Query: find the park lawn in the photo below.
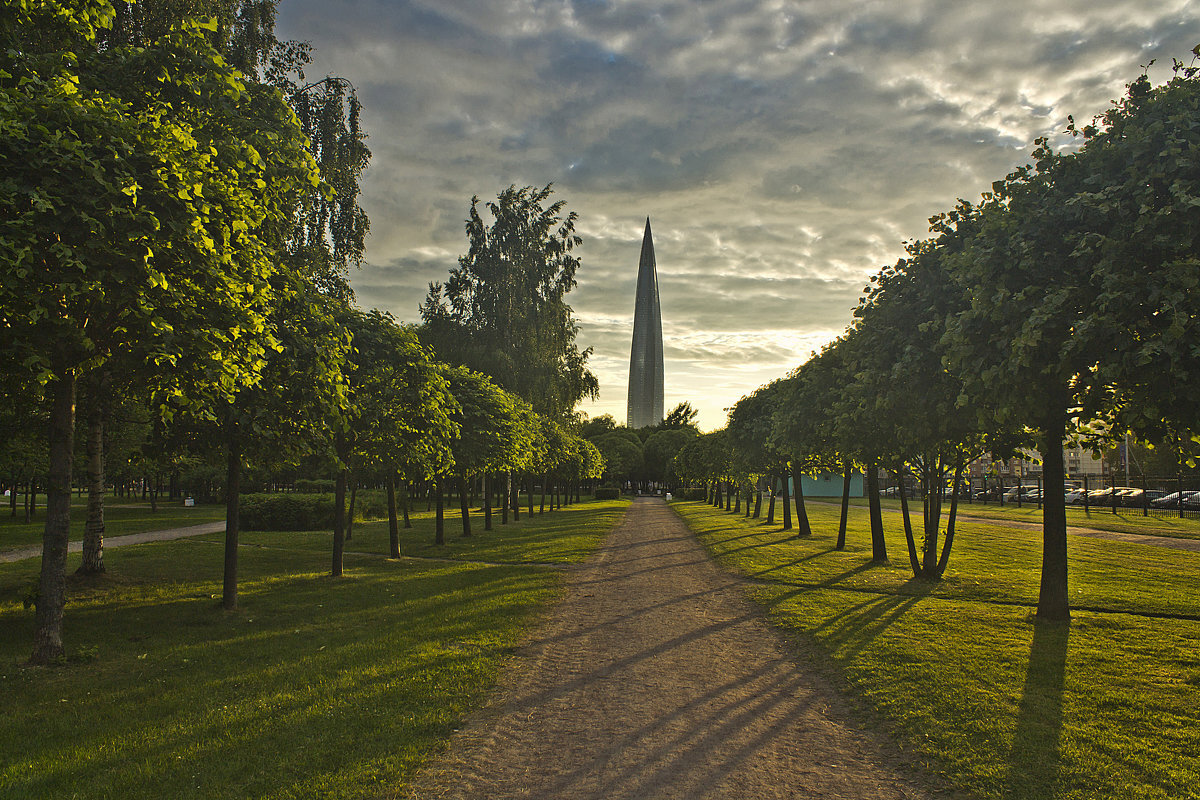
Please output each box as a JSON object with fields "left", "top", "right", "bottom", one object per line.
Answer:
{"left": 0, "top": 499, "right": 226, "bottom": 552}
{"left": 218, "top": 496, "right": 628, "bottom": 567}
{"left": 672, "top": 500, "right": 1200, "bottom": 800}
{"left": 827, "top": 496, "right": 1200, "bottom": 540}
{"left": 0, "top": 497, "right": 628, "bottom": 800}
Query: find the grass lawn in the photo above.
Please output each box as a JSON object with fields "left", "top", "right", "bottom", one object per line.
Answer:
{"left": 0, "top": 498, "right": 227, "bottom": 553}
{"left": 671, "top": 500, "right": 1200, "bottom": 800}
{"left": 826, "top": 496, "right": 1200, "bottom": 540}
{"left": 0, "top": 497, "right": 628, "bottom": 800}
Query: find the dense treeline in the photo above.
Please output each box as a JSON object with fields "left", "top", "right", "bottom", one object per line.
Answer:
{"left": 1, "top": 1, "right": 602, "bottom": 664}
{"left": 682, "top": 53, "right": 1200, "bottom": 622}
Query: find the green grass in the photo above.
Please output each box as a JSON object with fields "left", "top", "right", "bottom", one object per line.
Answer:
{"left": 0, "top": 498, "right": 226, "bottom": 552}
{"left": 0, "top": 497, "right": 629, "bottom": 800}
{"left": 826, "top": 496, "right": 1200, "bottom": 540}
{"left": 671, "top": 500, "right": 1200, "bottom": 800}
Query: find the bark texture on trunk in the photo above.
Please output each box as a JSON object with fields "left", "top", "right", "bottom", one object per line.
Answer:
{"left": 792, "top": 463, "right": 811, "bottom": 537}
{"left": 387, "top": 472, "right": 400, "bottom": 558}
{"left": 332, "top": 465, "right": 347, "bottom": 576}
{"left": 31, "top": 370, "right": 75, "bottom": 665}
{"left": 1037, "top": 404, "right": 1071, "bottom": 621}
{"left": 837, "top": 464, "right": 852, "bottom": 550}
{"left": 866, "top": 462, "right": 888, "bottom": 563}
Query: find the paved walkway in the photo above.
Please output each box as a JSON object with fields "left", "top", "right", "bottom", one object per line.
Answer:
{"left": 403, "top": 497, "right": 932, "bottom": 800}
{"left": 0, "top": 521, "right": 226, "bottom": 564}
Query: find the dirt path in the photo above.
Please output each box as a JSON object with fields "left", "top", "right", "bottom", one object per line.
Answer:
{"left": 402, "top": 497, "right": 934, "bottom": 800}
{"left": 0, "top": 521, "right": 226, "bottom": 564}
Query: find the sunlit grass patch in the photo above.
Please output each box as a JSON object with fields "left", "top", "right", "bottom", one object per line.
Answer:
{"left": 0, "top": 498, "right": 628, "bottom": 799}
{"left": 672, "top": 500, "right": 1200, "bottom": 800}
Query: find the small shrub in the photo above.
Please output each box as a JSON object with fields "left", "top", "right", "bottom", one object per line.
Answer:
{"left": 678, "top": 487, "right": 708, "bottom": 501}
{"left": 594, "top": 487, "right": 621, "bottom": 500}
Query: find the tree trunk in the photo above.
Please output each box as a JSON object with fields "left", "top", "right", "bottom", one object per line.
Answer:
{"left": 528, "top": 475, "right": 535, "bottom": 517}
{"left": 837, "top": 463, "right": 852, "bottom": 550}
{"left": 502, "top": 470, "right": 510, "bottom": 524}
{"left": 387, "top": 472, "right": 400, "bottom": 558}
{"left": 1037, "top": 401, "right": 1071, "bottom": 621}
{"left": 781, "top": 472, "right": 792, "bottom": 530}
{"left": 79, "top": 384, "right": 106, "bottom": 575}
{"left": 866, "top": 461, "right": 888, "bottom": 563}
{"left": 31, "top": 369, "right": 75, "bottom": 665}
{"left": 332, "top": 462, "right": 347, "bottom": 577}
{"left": 222, "top": 410, "right": 240, "bottom": 610}
{"left": 895, "top": 469, "right": 922, "bottom": 577}
{"left": 483, "top": 472, "right": 492, "bottom": 531}
{"left": 753, "top": 477, "right": 763, "bottom": 518}
{"left": 540, "top": 473, "right": 546, "bottom": 514}
{"left": 459, "top": 474, "right": 471, "bottom": 536}
{"left": 935, "top": 461, "right": 965, "bottom": 578}
{"left": 792, "top": 462, "right": 811, "bottom": 537}
{"left": 766, "top": 482, "right": 776, "bottom": 524}
{"left": 512, "top": 472, "right": 520, "bottom": 521}
{"left": 434, "top": 478, "right": 445, "bottom": 545}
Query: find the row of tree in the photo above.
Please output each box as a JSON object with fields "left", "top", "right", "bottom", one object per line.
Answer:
{"left": 2, "top": 2, "right": 606, "bottom": 666}
{"left": 678, "top": 54, "right": 1200, "bottom": 622}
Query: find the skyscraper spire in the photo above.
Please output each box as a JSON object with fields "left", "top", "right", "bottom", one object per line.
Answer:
{"left": 627, "top": 217, "right": 664, "bottom": 428}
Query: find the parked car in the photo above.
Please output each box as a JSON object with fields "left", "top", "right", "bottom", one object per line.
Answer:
{"left": 1064, "top": 489, "right": 1087, "bottom": 505}
{"left": 1150, "top": 490, "right": 1200, "bottom": 508}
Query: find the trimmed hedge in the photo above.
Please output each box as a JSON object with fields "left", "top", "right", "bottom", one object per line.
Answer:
{"left": 239, "top": 493, "right": 333, "bottom": 531}
{"left": 678, "top": 487, "right": 708, "bottom": 501}
{"left": 238, "top": 490, "right": 391, "bottom": 531}
{"left": 594, "top": 487, "right": 621, "bottom": 500}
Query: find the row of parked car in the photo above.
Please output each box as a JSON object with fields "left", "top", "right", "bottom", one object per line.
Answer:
{"left": 883, "top": 484, "right": 1200, "bottom": 509}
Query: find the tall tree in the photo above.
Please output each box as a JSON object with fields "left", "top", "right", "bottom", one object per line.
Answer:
{"left": 1, "top": 7, "right": 318, "bottom": 663}
{"left": 421, "top": 184, "right": 598, "bottom": 419}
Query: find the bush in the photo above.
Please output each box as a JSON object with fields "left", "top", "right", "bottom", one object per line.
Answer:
{"left": 594, "top": 487, "right": 621, "bottom": 500}
{"left": 678, "top": 487, "right": 708, "bottom": 501}
{"left": 238, "top": 493, "right": 334, "bottom": 531}
{"left": 294, "top": 478, "right": 336, "bottom": 494}
{"left": 238, "top": 489, "right": 392, "bottom": 531}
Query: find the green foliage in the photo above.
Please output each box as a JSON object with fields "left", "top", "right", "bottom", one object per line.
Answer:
{"left": 677, "top": 487, "right": 708, "bottom": 501}
{"left": 294, "top": 478, "right": 336, "bottom": 493}
{"left": 421, "top": 184, "right": 598, "bottom": 418}
{"left": 593, "top": 487, "right": 621, "bottom": 500}
{"left": 238, "top": 492, "right": 335, "bottom": 531}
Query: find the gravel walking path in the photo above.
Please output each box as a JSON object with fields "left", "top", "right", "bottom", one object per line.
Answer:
{"left": 403, "top": 497, "right": 934, "bottom": 800}
{"left": 0, "top": 521, "right": 226, "bottom": 564}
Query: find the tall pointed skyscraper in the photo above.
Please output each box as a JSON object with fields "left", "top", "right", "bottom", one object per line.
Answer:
{"left": 627, "top": 218, "right": 664, "bottom": 429}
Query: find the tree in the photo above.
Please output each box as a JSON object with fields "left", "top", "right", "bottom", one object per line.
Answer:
{"left": 329, "top": 310, "right": 456, "bottom": 574}
{"left": 438, "top": 366, "right": 532, "bottom": 536}
{"left": 642, "top": 428, "right": 697, "bottom": 489}
{"left": 1, "top": 8, "right": 318, "bottom": 663}
{"left": 421, "top": 184, "right": 598, "bottom": 419}
{"left": 660, "top": 402, "right": 700, "bottom": 432}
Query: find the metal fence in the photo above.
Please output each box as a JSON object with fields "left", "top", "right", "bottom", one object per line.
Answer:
{"left": 877, "top": 473, "right": 1200, "bottom": 519}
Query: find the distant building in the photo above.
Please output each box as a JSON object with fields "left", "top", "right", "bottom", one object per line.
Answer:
{"left": 627, "top": 218, "right": 664, "bottom": 428}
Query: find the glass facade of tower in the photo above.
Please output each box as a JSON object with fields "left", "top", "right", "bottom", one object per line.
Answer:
{"left": 627, "top": 218, "right": 664, "bottom": 428}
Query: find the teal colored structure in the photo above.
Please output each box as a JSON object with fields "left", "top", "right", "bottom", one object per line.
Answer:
{"left": 789, "top": 472, "right": 864, "bottom": 498}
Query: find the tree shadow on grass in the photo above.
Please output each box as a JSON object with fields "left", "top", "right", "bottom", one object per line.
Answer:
{"left": 1004, "top": 619, "right": 1069, "bottom": 800}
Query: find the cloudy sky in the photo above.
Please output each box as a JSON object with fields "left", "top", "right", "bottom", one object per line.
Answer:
{"left": 275, "top": 0, "right": 1200, "bottom": 431}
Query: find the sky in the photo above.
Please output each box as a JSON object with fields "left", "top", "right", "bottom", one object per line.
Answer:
{"left": 275, "top": 0, "right": 1200, "bottom": 431}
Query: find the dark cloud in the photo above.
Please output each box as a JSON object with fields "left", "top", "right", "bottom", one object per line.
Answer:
{"left": 276, "top": 0, "right": 1200, "bottom": 428}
